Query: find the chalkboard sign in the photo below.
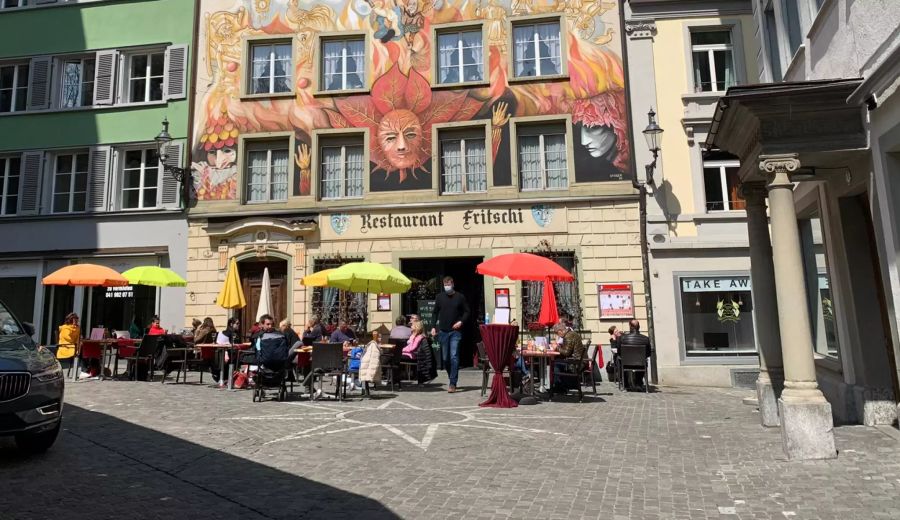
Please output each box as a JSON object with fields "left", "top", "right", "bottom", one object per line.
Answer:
{"left": 417, "top": 299, "right": 436, "bottom": 332}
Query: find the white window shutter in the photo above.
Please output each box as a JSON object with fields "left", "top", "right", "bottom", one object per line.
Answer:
{"left": 26, "top": 57, "right": 52, "bottom": 111}
{"left": 93, "top": 50, "right": 118, "bottom": 106}
{"left": 87, "top": 146, "right": 111, "bottom": 212}
{"left": 164, "top": 44, "right": 188, "bottom": 101}
{"left": 17, "top": 151, "right": 44, "bottom": 216}
{"left": 161, "top": 140, "right": 184, "bottom": 209}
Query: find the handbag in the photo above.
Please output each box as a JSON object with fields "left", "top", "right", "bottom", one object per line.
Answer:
{"left": 232, "top": 370, "right": 249, "bottom": 389}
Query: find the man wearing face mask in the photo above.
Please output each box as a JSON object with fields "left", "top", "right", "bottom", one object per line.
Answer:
{"left": 431, "top": 276, "right": 470, "bottom": 393}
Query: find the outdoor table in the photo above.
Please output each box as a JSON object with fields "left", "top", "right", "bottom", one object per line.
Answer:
{"left": 479, "top": 324, "right": 519, "bottom": 408}
{"left": 75, "top": 339, "right": 137, "bottom": 381}
{"left": 519, "top": 349, "right": 560, "bottom": 396}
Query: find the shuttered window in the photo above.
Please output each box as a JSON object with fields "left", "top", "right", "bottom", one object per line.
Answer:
{"left": 59, "top": 57, "right": 96, "bottom": 108}
{"left": 120, "top": 148, "right": 160, "bottom": 209}
{"left": 126, "top": 51, "right": 165, "bottom": 103}
{"left": 0, "top": 156, "right": 21, "bottom": 215}
{"left": 51, "top": 151, "right": 88, "bottom": 214}
{"left": 0, "top": 63, "right": 28, "bottom": 113}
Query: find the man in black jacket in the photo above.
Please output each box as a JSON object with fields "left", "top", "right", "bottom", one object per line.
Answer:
{"left": 430, "top": 276, "right": 470, "bottom": 393}
{"left": 618, "top": 319, "right": 652, "bottom": 390}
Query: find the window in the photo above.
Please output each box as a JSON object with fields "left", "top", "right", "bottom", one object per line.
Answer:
{"left": 782, "top": 0, "right": 803, "bottom": 55}
{"left": 799, "top": 215, "right": 841, "bottom": 359}
{"left": 249, "top": 41, "right": 292, "bottom": 95}
{"left": 518, "top": 123, "right": 567, "bottom": 190}
{"left": 0, "top": 155, "right": 20, "bottom": 215}
{"left": 126, "top": 51, "right": 164, "bottom": 103}
{"left": 320, "top": 137, "right": 364, "bottom": 199}
{"left": 321, "top": 38, "right": 365, "bottom": 91}
{"left": 521, "top": 252, "right": 581, "bottom": 328}
{"left": 59, "top": 57, "right": 95, "bottom": 108}
{"left": 0, "top": 0, "right": 27, "bottom": 9}
{"left": 0, "top": 63, "right": 28, "bottom": 113}
{"left": 512, "top": 20, "right": 561, "bottom": 78}
{"left": 439, "top": 129, "right": 487, "bottom": 194}
{"left": 680, "top": 276, "right": 756, "bottom": 357}
{"left": 690, "top": 30, "right": 735, "bottom": 92}
{"left": 52, "top": 151, "right": 88, "bottom": 213}
{"left": 245, "top": 140, "right": 289, "bottom": 203}
{"left": 764, "top": 4, "right": 783, "bottom": 81}
{"left": 120, "top": 148, "right": 159, "bottom": 209}
{"left": 436, "top": 29, "right": 483, "bottom": 84}
{"left": 703, "top": 152, "right": 744, "bottom": 211}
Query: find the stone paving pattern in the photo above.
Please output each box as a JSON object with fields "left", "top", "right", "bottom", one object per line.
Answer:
{"left": 2, "top": 371, "right": 900, "bottom": 519}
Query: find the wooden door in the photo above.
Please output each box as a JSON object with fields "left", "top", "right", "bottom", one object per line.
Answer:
{"left": 238, "top": 260, "right": 288, "bottom": 336}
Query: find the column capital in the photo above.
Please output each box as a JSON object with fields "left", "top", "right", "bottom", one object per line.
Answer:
{"left": 739, "top": 181, "right": 769, "bottom": 206}
{"left": 625, "top": 19, "right": 657, "bottom": 39}
{"left": 759, "top": 153, "right": 800, "bottom": 188}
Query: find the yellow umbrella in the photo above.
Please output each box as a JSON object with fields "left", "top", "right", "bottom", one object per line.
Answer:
{"left": 300, "top": 268, "right": 336, "bottom": 287}
{"left": 216, "top": 258, "right": 246, "bottom": 309}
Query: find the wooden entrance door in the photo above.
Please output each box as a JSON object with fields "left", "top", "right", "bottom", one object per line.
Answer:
{"left": 238, "top": 259, "right": 288, "bottom": 336}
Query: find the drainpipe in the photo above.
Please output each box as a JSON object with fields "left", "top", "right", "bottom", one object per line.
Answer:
{"left": 619, "top": 1, "right": 657, "bottom": 384}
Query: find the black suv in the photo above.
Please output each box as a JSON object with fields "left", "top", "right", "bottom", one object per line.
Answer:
{"left": 0, "top": 300, "right": 64, "bottom": 453}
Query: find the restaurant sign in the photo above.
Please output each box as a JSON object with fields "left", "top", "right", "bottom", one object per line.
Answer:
{"left": 321, "top": 205, "right": 566, "bottom": 239}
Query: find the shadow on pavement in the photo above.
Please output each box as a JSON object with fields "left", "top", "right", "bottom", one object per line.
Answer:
{"left": 0, "top": 404, "right": 400, "bottom": 520}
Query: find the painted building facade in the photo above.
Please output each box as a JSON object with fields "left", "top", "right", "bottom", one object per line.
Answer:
{"left": 625, "top": 0, "right": 761, "bottom": 388}
{"left": 0, "top": 0, "right": 194, "bottom": 341}
{"left": 186, "top": 0, "right": 642, "bottom": 356}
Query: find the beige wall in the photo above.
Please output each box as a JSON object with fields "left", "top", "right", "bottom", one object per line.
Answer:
{"left": 184, "top": 199, "right": 645, "bottom": 338}
{"left": 652, "top": 15, "right": 758, "bottom": 236}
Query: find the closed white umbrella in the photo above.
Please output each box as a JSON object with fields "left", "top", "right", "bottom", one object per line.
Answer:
{"left": 256, "top": 267, "right": 272, "bottom": 321}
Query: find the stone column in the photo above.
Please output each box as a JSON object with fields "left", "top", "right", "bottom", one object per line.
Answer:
{"left": 742, "top": 182, "right": 784, "bottom": 427}
{"left": 760, "top": 154, "right": 836, "bottom": 460}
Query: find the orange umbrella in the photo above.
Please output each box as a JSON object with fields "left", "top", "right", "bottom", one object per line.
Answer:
{"left": 42, "top": 264, "right": 130, "bottom": 287}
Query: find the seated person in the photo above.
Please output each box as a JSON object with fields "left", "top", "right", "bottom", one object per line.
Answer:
{"left": 618, "top": 319, "right": 652, "bottom": 390}
{"left": 147, "top": 315, "right": 165, "bottom": 336}
{"left": 401, "top": 321, "right": 427, "bottom": 359}
{"left": 193, "top": 317, "right": 217, "bottom": 344}
{"left": 390, "top": 316, "right": 412, "bottom": 341}
{"left": 280, "top": 319, "right": 301, "bottom": 350}
{"left": 552, "top": 323, "right": 585, "bottom": 391}
{"left": 302, "top": 316, "right": 325, "bottom": 344}
{"left": 347, "top": 343, "right": 365, "bottom": 391}
{"left": 329, "top": 320, "right": 356, "bottom": 345}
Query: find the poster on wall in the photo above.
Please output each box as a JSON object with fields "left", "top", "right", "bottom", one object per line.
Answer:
{"left": 376, "top": 294, "right": 391, "bottom": 311}
{"left": 598, "top": 283, "right": 634, "bottom": 319}
{"left": 494, "top": 288, "right": 510, "bottom": 308}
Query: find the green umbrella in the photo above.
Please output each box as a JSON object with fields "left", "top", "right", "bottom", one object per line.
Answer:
{"left": 121, "top": 266, "right": 187, "bottom": 288}
{"left": 326, "top": 262, "right": 411, "bottom": 294}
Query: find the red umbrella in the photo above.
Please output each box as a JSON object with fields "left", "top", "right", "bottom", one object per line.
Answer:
{"left": 476, "top": 253, "right": 575, "bottom": 282}
{"left": 537, "top": 278, "right": 559, "bottom": 326}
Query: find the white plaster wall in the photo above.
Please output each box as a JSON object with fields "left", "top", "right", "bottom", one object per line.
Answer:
{"left": 804, "top": 0, "right": 900, "bottom": 81}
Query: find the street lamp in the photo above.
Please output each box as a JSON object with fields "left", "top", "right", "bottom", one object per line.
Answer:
{"left": 632, "top": 107, "right": 664, "bottom": 385}
{"left": 641, "top": 108, "right": 663, "bottom": 185}
{"left": 154, "top": 117, "right": 191, "bottom": 206}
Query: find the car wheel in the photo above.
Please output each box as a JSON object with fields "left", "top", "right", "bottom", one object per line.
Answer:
{"left": 15, "top": 420, "right": 61, "bottom": 454}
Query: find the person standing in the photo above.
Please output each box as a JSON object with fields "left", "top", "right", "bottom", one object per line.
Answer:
{"left": 431, "top": 276, "right": 470, "bottom": 393}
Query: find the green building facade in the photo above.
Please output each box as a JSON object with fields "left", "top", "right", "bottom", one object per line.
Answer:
{"left": 0, "top": 0, "right": 195, "bottom": 344}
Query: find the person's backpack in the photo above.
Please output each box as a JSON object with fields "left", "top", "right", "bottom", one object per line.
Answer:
{"left": 257, "top": 332, "right": 289, "bottom": 369}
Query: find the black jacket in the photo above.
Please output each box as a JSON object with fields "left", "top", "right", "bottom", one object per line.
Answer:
{"left": 619, "top": 331, "right": 652, "bottom": 358}
{"left": 433, "top": 291, "right": 470, "bottom": 332}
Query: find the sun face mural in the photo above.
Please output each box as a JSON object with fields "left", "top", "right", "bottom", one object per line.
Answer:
{"left": 193, "top": 0, "right": 630, "bottom": 201}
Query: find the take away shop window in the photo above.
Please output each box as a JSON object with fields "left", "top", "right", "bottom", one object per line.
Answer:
{"left": 679, "top": 276, "right": 756, "bottom": 357}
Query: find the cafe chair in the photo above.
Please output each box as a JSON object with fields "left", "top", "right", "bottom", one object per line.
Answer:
{"left": 476, "top": 341, "right": 492, "bottom": 396}
{"left": 309, "top": 342, "right": 346, "bottom": 400}
{"left": 581, "top": 343, "right": 599, "bottom": 395}
{"left": 122, "top": 335, "right": 159, "bottom": 381}
{"left": 76, "top": 341, "right": 103, "bottom": 380}
{"left": 184, "top": 345, "right": 217, "bottom": 384}
{"left": 379, "top": 339, "right": 404, "bottom": 392}
{"left": 549, "top": 348, "right": 588, "bottom": 402}
{"left": 617, "top": 345, "right": 649, "bottom": 393}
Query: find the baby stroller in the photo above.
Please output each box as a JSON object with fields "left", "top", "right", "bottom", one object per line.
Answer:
{"left": 252, "top": 332, "right": 290, "bottom": 402}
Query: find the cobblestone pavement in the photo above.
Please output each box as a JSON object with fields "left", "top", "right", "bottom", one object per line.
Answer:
{"left": 2, "top": 370, "right": 900, "bottom": 520}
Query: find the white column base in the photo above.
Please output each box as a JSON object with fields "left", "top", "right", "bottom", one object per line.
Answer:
{"left": 778, "top": 397, "right": 837, "bottom": 460}
{"left": 757, "top": 379, "right": 781, "bottom": 427}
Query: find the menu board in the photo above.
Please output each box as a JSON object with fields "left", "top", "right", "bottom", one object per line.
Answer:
{"left": 417, "top": 299, "right": 436, "bottom": 331}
